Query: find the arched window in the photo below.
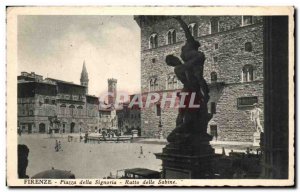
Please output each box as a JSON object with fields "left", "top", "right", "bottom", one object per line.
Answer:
{"left": 39, "top": 123, "right": 46, "bottom": 133}
{"left": 242, "top": 65, "right": 254, "bottom": 82}
{"left": 211, "top": 72, "right": 218, "bottom": 83}
{"left": 69, "top": 105, "right": 75, "bottom": 116}
{"left": 149, "top": 33, "right": 158, "bottom": 49}
{"left": 60, "top": 104, "right": 66, "bottom": 115}
{"left": 242, "top": 16, "right": 253, "bottom": 26}
{"left": 173, "top": 76, "right": 178, "bottom": 89}
{"left": 245, "top": 42, "right": 253, "bottom": 52}
{"left": 210, "top": 102, "right": 216, "bottom": 114}
{"left": 166, "top": 29, "right": 176, "bottom": 45}
{"left": 210, "top": 17, "right": 219, "bottom": 34}
{"left": 188, "top": 23, "right": 197, "bottom": 37}
{"left": 149, "top": 77, "right": 159, "bottom": 91}
{"left": 77, "top": 105, "right": 83, "bottom": 116}
{"left": 168, "top": 75, "right": 173, "bottom": 89}
{"left": 155, "top": 103, "right": 161, "bottom": 116}
{"left": 166, "top": 74, "right": 178, "bottom": 90}
{"left": 149, "top": 79, "right": 153, "bottom": 91}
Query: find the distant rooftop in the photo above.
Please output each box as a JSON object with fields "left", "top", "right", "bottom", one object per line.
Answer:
{"left": 18, "top": 71, "right": 84, "bottom": 87}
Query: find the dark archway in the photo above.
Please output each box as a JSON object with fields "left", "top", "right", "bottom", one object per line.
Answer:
{"left": 28, "top": 124, "right": 32, "bottom": 134}
{"left": 39, "top": 123, "right": 46, "bottom": 133}
{"left": 137, "top": 126, "right": 141, "bottom": 136}
{"left": 211, "top": 71, "right": 217, "bottom": 83}
{"left": 70, "top": 122, "right": 75, "bottom": 133}
{"left": 245, "top": 42, "right": 253, "bottom": 52}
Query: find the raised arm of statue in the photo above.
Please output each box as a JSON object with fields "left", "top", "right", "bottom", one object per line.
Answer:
{"left": 173, "top": 16, "right": 194, "bottom": 43}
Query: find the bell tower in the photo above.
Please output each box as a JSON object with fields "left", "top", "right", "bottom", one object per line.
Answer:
{"left": 80, "top": 61, "right": 89, "bottom": 94}
{"left": 108, "top": 78, "right": 117, "bottom": 105}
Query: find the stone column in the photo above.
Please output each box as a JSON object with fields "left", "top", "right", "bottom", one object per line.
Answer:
{"left": 262, "top": 16, "right": 289, "bottom": 179}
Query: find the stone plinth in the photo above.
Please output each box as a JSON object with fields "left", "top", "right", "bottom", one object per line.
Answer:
{"left": 155, "top": 153, "right": 216, "bottom": 179}
{"left": 155, "top": 135, "right": 216, "bottom": 179}
{"left": 253, "top": 132, "right": 261, "bottom": 147}
{"left": 132, "top": 130, "right": 138, "bottom": 138}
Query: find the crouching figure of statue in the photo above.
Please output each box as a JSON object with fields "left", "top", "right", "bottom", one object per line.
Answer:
{"left": 165, "top": 16, "right": 212, "bottom": 145}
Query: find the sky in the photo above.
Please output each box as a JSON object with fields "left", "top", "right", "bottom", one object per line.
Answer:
{"left": 17, "top": 15, "right": 141, "bottom": 96}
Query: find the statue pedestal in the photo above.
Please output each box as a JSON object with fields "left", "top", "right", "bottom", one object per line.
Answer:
{"left": 155, "top": 135, "right": 216, "bottom": 179}
{"left": 132, "top": 130, "right": 138, "bottom": 138}
{"left": 253, "top": 132, "right": 261, "bottom": 147}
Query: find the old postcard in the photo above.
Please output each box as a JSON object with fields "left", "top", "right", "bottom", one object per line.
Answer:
{"left": 6, "top": 6, "right": 294, "bottom": 187}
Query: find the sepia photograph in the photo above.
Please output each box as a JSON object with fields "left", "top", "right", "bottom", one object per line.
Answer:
{"left": 6, "top": 6, "right": 294, "bottom": 187}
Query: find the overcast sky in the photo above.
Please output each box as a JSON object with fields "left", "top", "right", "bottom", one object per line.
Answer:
{"left": 18, "top": 15, "right": 141, "bottom": 96}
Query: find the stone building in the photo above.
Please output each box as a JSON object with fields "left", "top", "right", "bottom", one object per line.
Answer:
{"left": 134, "top": 16, "right": 264, "bottom": 143}
{"left": 98, "top": 106, "right": 118, "bottom": 132}
{"left": 116, "top": 97, "right": 141, "bottom": 136}
{"left": 98, "top": 78, "right": 118, "bottom": 132}
{"left": 17, "top": 62, "right": 99, "bottom": 134}
{"left": 98, "top": 79, "right": 141, "bottom": 135}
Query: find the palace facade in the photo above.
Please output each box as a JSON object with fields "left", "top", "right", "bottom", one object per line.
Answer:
{"left": 17, "top": 62, "right": 99, "bottom": 134}
{"left": 134, "top": 16, "right": 264, "bottom": 143}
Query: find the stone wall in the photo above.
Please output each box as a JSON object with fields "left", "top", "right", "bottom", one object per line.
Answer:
{"left": 141, "top": 91, "right": 180, "bottom": 138}
{"left": 208, "top": 81, "right": 264, "bottom": 142}
{"left": 18, "top": 92, "right": 99, "bottom": 134}
{"left": 138, "top": 16, "right": 264, "bottom": 142}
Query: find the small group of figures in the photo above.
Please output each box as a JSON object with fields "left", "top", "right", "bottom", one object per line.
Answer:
{"left": 138, "top": 145, "right": 146, "bottom": 158}
{"left": 17, "top": 127, "right": 22, "bottom": 136}
{"left": 165, "top": 17, "right": 212, "bottom": 145}
{"left": 55, "top": 139, "right": 62, "bottom": 152}
{"left": 102, "top": 130, "right": 118, "bottom": 138}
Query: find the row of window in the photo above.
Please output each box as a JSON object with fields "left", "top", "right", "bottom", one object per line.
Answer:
{"left": 19, "top": 108, "right": 55, "bottom": 116}
{"left": 149, "top": 75, "right": 180, "bottom": 92}
{"left": 150, "top": 41, "right": 253, "bottom": 69}
{"left": 60, "top": 104, "right": 84, "bottom": 116}
{"left": 154, "top": 102, "right": 215, "bottom": 117}
{"left": 42, "top": 95, "right": 84, "bottom": 105}
{"left": 149, "top": 16, "right": 256, "bottom": 49}
{"left": 19, "top": 109, "right": 34, "bottom": 116}
{"left": 208, "top": 96, "right": 259, "bottom": 114}
{"left": 43, "top": 98, "right": 56, "bottom": 105}
{"left": 58, "top": 94, "right": 84, "bottom": 101}
{"left": 59, "top": 104, "right": 99, "bottom": 117}
{"left": 148, "top": 65, "right": 255, "bottom": 91}
{"left": 153, "top": 96, "right": 257, "bottom": 119}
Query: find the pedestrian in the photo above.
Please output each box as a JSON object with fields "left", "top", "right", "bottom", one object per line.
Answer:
{"left": 17, "top": 127, "right": 22, "bottom": 136}
{"left": 84, "top": 131, "right": 88, "bottom": 143}
{"left": 79, "top": 132, "right": 82, "bottom": 142}
{"left": 58, "top": 140, "right": 62, "bottom": 151}
{"left": 55, "top": 140, "right": 59, "bottom": 152}
{"left": 140, "top": 146, "right": 143, "bottom": 155}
